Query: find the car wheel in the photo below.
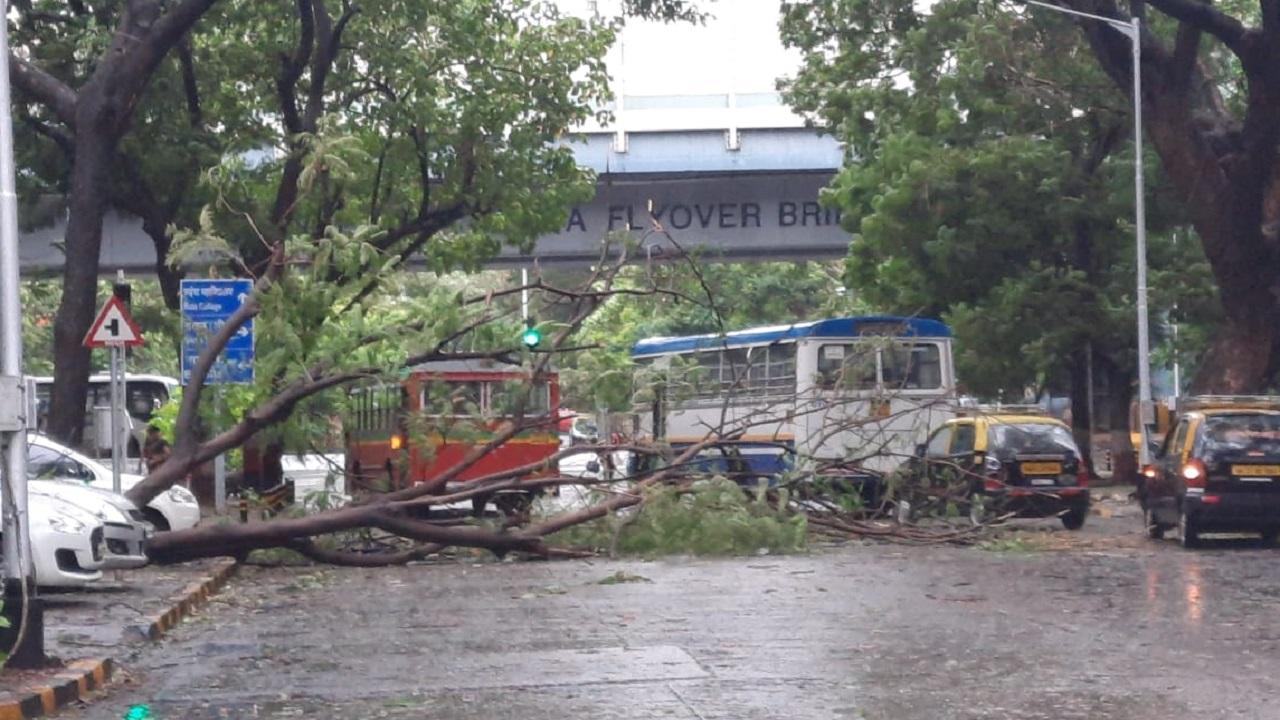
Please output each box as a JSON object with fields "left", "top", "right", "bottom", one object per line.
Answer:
{"left": 1261, "top": 528, "right": 1279, "bottom": 545}
{"left": 1179, "top": 507, "right": 1201, "bottom": 549}
{"left": 1060, "top": 506, "right": 1087, "bottom": 531}
{"left": 142, "top": 507, "right": 170, "bottom": 532}
{"left": 1144, "top": 506, "right": 1164, "bottom": 540}
{"left": 968, "top": 494, "right": 986, "bottom": 526}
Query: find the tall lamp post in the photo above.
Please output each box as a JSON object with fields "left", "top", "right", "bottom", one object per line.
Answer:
{"left": 1021, "top": 0, "right": 1153, "bottom": 466}
{"left": 0, "top": 0, "right": 44, "bottom": 665}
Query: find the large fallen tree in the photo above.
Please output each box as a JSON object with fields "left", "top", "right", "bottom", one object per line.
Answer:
{"left": 127, "top": 230, "right": 1037, "bottom": 566}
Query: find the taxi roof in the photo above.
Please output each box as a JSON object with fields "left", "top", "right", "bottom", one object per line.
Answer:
{"left": 1190, "top": 407, "right": 1280, "bottom": 417}
{"left": 1177, "top": 395, "right": 1280, "bottom": 413}
{"left": 949, "top": 414, "right": 1064, "bottom": 426}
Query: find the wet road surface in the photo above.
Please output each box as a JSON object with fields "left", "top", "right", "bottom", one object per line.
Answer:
{"left": 58, "top": 505, "right": 1280, "bottom": 719}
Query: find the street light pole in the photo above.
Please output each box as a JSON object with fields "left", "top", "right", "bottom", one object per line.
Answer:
{"left": 1020, "top": 1, "right": 1153, "bottom": 466}
{"left": 0, "top": 0, "right": 45, "bottom": 666}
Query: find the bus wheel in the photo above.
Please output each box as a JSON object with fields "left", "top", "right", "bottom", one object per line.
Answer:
{"left": 494, "top": 492, "right": 535, "bottom": 520}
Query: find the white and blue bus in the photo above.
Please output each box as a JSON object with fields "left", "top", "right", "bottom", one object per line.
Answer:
{"left": 630, "top": 316, "right": 958, "bottom": 482}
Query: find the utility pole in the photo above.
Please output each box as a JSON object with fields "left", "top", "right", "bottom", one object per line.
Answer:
{"left": 0, "top": 0, "right": 45, "bottom": 665}
{"left": 1020, "top": 0, "right": 1153, "bottom": 465}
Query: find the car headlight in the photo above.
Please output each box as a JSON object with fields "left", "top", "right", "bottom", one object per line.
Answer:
{"left": 166, "top": 486, "right": 197, "bottom": 505}
{"left": 983, "top": 455, "right": 1002, "bottom": 474}
{"left": 47, "top": 513, "right": 88, "bottom": 535}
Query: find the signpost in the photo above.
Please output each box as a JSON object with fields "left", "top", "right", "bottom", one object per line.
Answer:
{"left": 181, "top": 279, "right": 255, "bottom": 513}
{"left": 83, "top": 295, "right": 145, "bottom": 495}
{"left": 180, "top": 279, "right": 255, "bottom": 386}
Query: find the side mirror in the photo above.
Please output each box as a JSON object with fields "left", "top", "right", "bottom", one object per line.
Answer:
{"left": 915, "top": 443, "right": 927, "bottom": 457}
{"left": 586, "top": 460, "right": 601, "bottom": 474}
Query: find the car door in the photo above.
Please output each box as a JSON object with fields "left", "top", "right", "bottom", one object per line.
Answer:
{"left": 1150, "top": 418, "right": 1190, "bottom": 522}
{"left": 922, "top": 424, "right": 955, "bottom": 487}
{"left": 949, "top": 422, "right": 978, "bottom": 489}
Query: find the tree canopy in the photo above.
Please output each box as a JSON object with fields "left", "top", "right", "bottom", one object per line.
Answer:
{"left": 779, "top": 0, "right": 1222, "bottom": 402}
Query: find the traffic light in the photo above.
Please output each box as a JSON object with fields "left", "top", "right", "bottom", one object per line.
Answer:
{"left": 112, "top": 281, "right": 132, "bottom": 311}
{"left": 123, "top": 705, "right": 152, "bottom": 720}
{"left": 521, "top": 318, "right": 542, "bottom": 349}
{"left": 113, "top": 279, "right": 133, "bottom": 356}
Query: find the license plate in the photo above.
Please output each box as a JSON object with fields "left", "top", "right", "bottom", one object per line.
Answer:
{"left": 1021, "top": 462, "right": 1062, "bottom": 475}
{"left": 1029, "top": 477, "right": 1057, "bottom": 486}
{"left": 1232, "top": 464, "right": 1280, "bottom": 477}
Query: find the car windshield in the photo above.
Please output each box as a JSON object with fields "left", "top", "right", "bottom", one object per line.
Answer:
{"left": 1198, "top": 413, "right": 1280, "bottom": 459}
{"left": 988, "top": 423, "right": 1077, "bottom": 455}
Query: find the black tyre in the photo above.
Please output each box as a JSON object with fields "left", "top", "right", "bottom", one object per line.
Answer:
{"left": 494, "top": 492, "right": 536, "bottom": 519}
{"left": 1261, "top": 528, "right": 1279, "bottom": 545}
{"left": 470, "top": 493, "right": 493, "bottom": 518}
{"left": 1061, "top": 506, "right": 1087, "bottom": 531}
{"left": 1144, "top": 506, "right": 1164, "bottom": 540}
{"left": 1179, "top": 507, "right": 1201, "bottom": 549}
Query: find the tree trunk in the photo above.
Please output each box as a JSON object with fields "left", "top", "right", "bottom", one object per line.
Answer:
{"left": 1104, "top": 363, "right": 1136, "bottom": 485}
{"left": 45, "top": 123, "right": 115, "bottom": 445}
{"left": 1067, "top": 348, "right": 1094, "bottom": 477}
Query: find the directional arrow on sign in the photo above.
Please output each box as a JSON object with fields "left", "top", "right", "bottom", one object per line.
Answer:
{"left": 84, "top": 295, "right": 145, "bottom": 348}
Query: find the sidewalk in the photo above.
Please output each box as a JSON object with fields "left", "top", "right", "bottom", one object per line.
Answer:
{"left": 1, "top": 559, "right": 237, "bottom": 719}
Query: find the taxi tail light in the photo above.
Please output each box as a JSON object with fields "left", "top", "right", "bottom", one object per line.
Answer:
{"left": 1141, "top": 465, "right": 1158, "bottom": 481}
{"left": 1076, "top": 465, "right": 1089, "bottom": 487}
{"left": 390, "top": 434, "right": 404, "bottom": 451}
{"left": 1181, "top": 458, "right": 1207, "bottom": 488}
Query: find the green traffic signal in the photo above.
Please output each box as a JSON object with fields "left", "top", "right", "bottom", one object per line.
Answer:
{"left": 521, "top": 323, "right": 542, "bottom": 349}
{"left": 123, "top": 705, "right": 153, "bottom": 720}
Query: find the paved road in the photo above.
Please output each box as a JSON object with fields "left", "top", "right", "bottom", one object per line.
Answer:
{"left": 59, "top": 504, "right": 1280, "bottom": 720}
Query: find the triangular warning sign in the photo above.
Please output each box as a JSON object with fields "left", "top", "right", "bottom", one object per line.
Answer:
{"left": 83, "top": 296, "right": 145, "bottom": 348}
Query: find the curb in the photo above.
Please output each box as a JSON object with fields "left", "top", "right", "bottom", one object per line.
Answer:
{"left": 0, "top": 659, "right": 113, "bottom": 720}
{"left": 0, "top": 559, "right": 239, "bottom": 719}
{"left": 134, "top": 559, "right": 240, "bottom": 641}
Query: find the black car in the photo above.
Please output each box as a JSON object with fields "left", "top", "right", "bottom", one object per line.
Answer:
{"left": 1141, "top": 398, "right": 1280, "bottom": 548}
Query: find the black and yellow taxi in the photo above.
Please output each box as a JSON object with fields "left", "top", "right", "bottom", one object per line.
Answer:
{"left": 913, "top": 407, "right": 1090, "bottom": 529}
{"left": 1140, "top": 396, "right": 1280, "bottom": 548}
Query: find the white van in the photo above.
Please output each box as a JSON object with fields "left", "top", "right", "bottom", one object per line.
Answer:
{"left": 28, "top": 373, "right": 178, "bottom": 462}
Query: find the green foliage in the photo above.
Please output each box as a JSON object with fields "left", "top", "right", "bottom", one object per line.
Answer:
{"left": 20, "top": 278, "right": 181, "bottom": 377}
{"left": 597, "top": 570, "right": 652, "bottom": 584}
{"left": 552, "top": 478, "right": 808, "bottom": 556}
{"left": 779, "top": 0, "right": 1216, "bottom": 398}
{"left": 977, "top": 536, "right": 1034, "bottom": 554}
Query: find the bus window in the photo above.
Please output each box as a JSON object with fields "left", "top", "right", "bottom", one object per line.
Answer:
{"left": 124, "top": 381, "right": 170, "bottom": 422}
{"left": 719, "top": 348, "right": 749, "bottom": 392}
{"left": 765, "top": 345, "right": 796, "bottom": 395}
{"left": 488, "top": 381, "right": 551, "bottom": 417}
{"left": 817, "top": 344, "right": 877, "bottom": 390}
{"left": 881, "top": 343, "right": 942, "bottom": 390}
{"left": 422, "top": 381, "right": 483, "bottom": 416}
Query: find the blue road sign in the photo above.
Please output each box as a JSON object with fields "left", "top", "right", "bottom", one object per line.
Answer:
{"left": 181, "top": 279, "right": 255, "bottom": 385}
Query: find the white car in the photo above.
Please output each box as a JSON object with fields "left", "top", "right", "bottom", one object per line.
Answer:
{"left": 27, "top": 434, "right": 201, "bottom": 532}
{"left": 0, "top": 493, "right": 106, "bottom": 587}
{"left": 28, "top": 480, "right": 150, "bottom": 569}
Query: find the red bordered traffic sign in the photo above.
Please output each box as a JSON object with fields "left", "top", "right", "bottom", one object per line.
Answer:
{"left": 83, "top": 295, "right": 145, "bottom": 348}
